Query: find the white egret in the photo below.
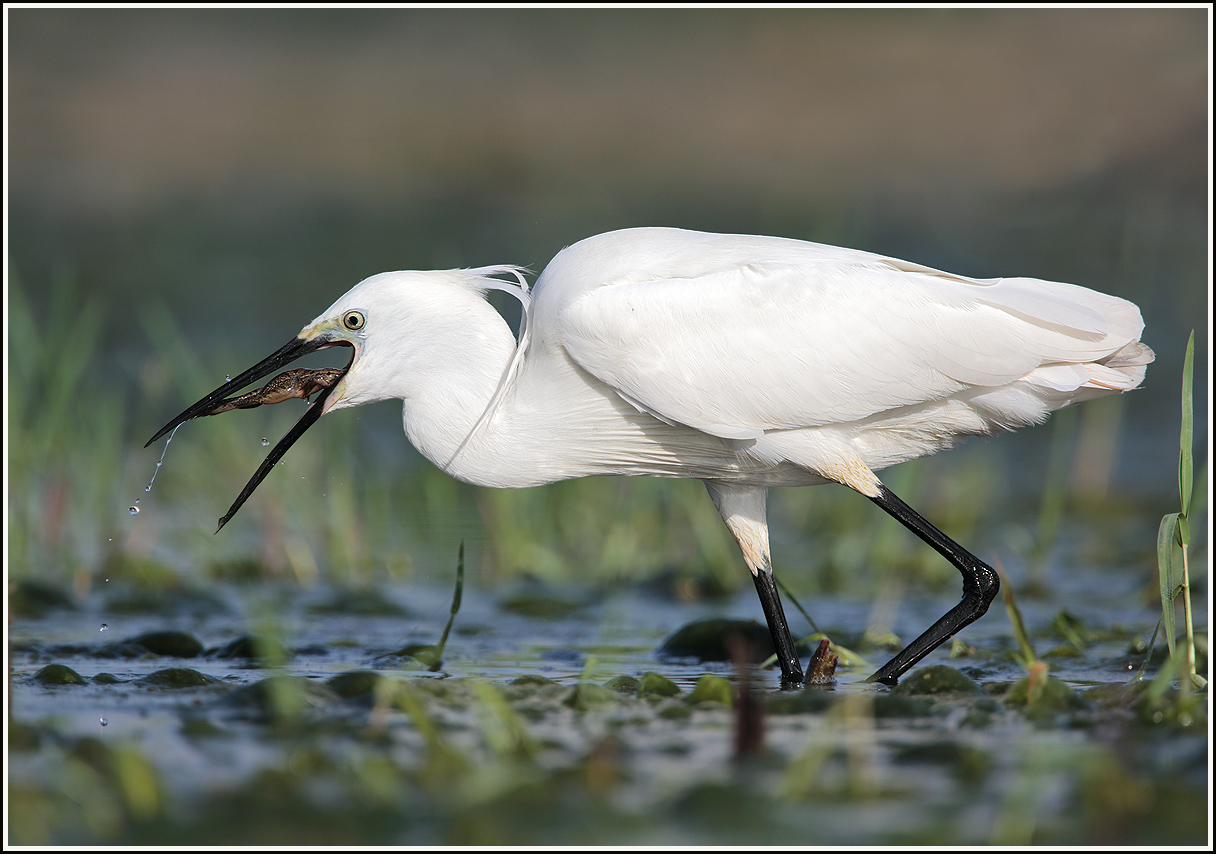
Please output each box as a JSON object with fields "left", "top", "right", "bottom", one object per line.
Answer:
{"left": 149, "top": 227, "right": 1153, "bottom": 686}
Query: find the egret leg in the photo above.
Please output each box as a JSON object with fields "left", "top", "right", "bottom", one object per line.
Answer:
{"left": 752, "top": 566, "right": 806, "bottom": 686}
{"left": 865, "top": 484, "right": 999, "bottom": 685}
{"left": 705, "top": 482, "right": 805, "bottom": 687}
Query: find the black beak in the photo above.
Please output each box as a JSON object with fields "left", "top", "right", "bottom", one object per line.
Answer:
{"left": 146, "top": 334, "right": 354, "bottom": 532}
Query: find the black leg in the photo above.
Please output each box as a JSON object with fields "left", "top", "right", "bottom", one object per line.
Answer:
{"left": 752, "top": 569, "right": 805, "bottom": 687}
{"left": 865, "top": 485, "right": 1000, "bottom": 685}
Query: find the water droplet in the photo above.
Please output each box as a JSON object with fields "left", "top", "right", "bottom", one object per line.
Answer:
{"left": 261, "top": 438, "right": 269, "bottom": 447}
{"left": 100, "top": 624, "right": 108, "bottom": 632}
{"left": 129, "top": 506, "right": 140, "bottom": 516}
{"left": 225, "top": 374, "right": 231, "bottom": 382}
{"left": 100, "top": 718, "right": 108, "bottom": 727}
{"left": 144, "top": 486, "right": 151, "bottom": 492}
{"left": 108, "top": 538, "right": 112, "bottom": 542}
{"left": 156, "top": 461, "right": 162, "bottom": 468}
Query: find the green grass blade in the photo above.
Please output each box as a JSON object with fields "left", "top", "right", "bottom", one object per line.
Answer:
{"left": 427, "top": 542, "right": 465, "bottom": 672}
{"left": 1178, "top": 330, "right": 1194, "bottom": 524}
{"left": 1131, "top": 617, "right": 1163, "bottom": 682}
{"left": 1001, "top": 572, "right": 1038, "bottom": 670}
{"left": 775, "top": 573, "right": 822, "bottom": 635}
{"left": 1156, "top": 513, "right": 1179, "bottom": 661}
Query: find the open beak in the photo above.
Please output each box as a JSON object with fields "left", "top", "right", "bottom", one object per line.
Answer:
{"left": 146, "top": 334, "right": 355, "bottom": 532}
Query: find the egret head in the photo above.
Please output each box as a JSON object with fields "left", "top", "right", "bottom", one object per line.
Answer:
{"left": 146, "top": 266, "right": 528, "bottom": 531}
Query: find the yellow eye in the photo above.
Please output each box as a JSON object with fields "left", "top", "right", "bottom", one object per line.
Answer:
{"left": 342, "top": 310, "right": 365, "bottom": 331}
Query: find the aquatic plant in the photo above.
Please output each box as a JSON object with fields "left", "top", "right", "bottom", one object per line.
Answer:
{"left": 1154, "top": 330, "right": 1204, "bottom": 691}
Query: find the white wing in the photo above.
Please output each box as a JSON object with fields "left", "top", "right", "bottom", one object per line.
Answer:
{"left": 547, "top": 231, "right": 1147, "bottom": 441}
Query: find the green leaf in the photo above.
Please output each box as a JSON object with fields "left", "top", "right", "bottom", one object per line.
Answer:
{"left": 1157, "top": 513, "right": 1180, "bottom": 660}
{"left": 1175, "top": 514, "right": 1189, "bottom": 549}
{"left": 1179, "top": 330, "right": 1194, "bottom": 521}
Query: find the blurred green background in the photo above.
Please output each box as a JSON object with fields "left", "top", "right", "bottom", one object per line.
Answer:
{"left": 8, "top": 7, "right": 1208, "bottom": 597}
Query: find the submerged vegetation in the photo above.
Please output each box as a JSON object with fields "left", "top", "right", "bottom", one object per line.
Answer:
{"left": 8, "top": 601, "right": 1209, "bottom": 845}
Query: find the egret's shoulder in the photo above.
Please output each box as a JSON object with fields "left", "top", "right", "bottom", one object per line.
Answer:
{"left": 529, "top": 228, "right": 888, "bottom": 328}
{"left": 541, "top": 227, "right": 883, "bottom": 286}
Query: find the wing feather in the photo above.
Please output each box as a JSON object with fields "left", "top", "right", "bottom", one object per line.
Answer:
{"left": 555, "top": 251, "right": 1144, "bottom": 439}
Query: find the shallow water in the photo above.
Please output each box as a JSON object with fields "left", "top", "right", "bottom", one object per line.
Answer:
{"left": 8, "top": 543, "right": 1208, "bottom": 846}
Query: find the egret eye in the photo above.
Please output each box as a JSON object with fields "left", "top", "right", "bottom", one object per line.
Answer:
{"left": 342, "top": 310, "right": 365, "bottom": 331}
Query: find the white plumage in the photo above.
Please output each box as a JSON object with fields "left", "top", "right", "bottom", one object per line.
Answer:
{"left": 156, "top": 227, "right": 1153, "bottom": 685}
{"left": 311, "top": 227, "right": 1150, "bottom": 498}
